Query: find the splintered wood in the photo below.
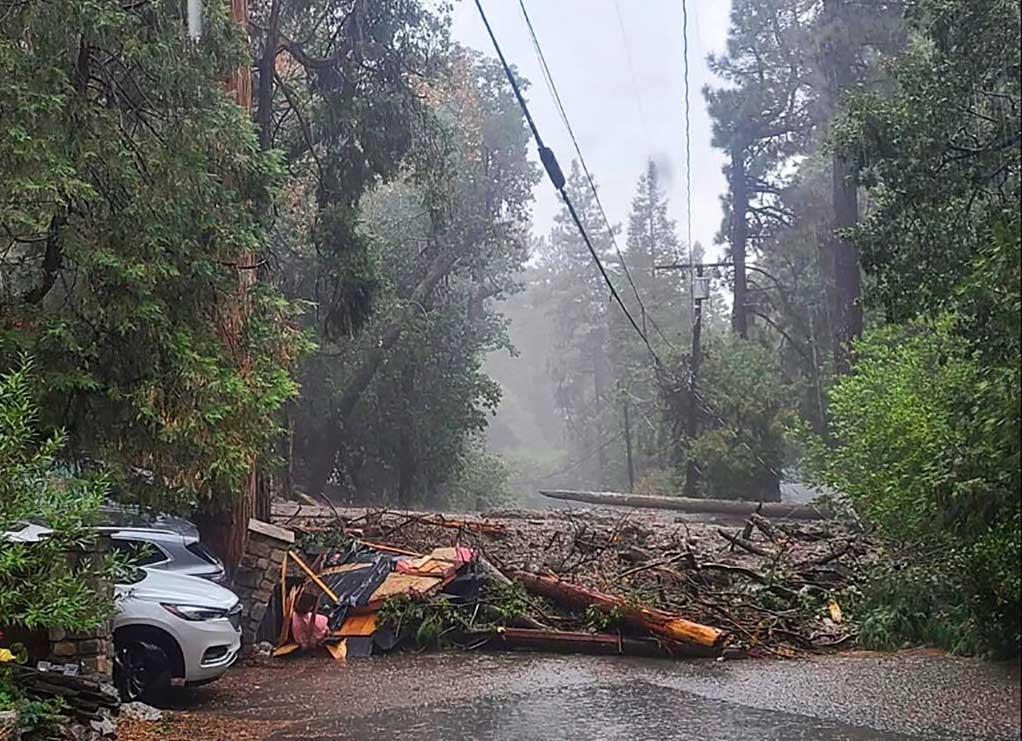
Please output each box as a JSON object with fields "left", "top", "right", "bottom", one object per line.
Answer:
{"left": 274, "top": 502, "right": 872, "bottom": 657}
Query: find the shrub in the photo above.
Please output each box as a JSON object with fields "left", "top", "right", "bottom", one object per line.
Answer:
{"left": 690, "top": 335, "right": 793, "bottom": 501}
{"left": 805, "top": 318, "right": 1020, "bottom": 655}
{"left": 0, "top": 359, "right": 116, "bottom": 632}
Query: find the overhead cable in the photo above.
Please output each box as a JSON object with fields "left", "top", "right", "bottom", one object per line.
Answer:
{"left": 474, "top": 0, "right": 662, "bottom": 366}
{"left": 516, "top": 0, "right": 678, "bottom": 353}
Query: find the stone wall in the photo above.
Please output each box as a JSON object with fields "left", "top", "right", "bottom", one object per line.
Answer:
{"left": 233, "top": 518, "right": 294, "bottom": 646}
{"left": 48, "top": 537, "right": 114, "bottom": 678}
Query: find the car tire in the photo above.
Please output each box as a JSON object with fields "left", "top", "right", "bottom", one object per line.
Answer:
{"left": 114, "top": 639, "right": 173, "bottom": 706}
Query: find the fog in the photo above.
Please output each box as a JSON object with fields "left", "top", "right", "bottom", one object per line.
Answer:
{"left": 453, "top": 1, "right": 733, "bottom": 498}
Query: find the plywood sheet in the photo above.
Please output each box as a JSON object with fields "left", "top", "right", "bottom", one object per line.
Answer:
{"left": 337, "top": 613, "right": 378, "bottom": 637}
{"left": 369, "top": 573, "right": 442, "bottom": 601}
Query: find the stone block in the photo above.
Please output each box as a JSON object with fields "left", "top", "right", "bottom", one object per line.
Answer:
{"left": 269, "top": 548, "right": 287, "bottom": 563}
{"left": 255, "top": 557, "right": 270, "bottom": 570}
{"left": 77, "top": 639, "right": 103, "bottom": 656}
{"left": 52, "top": 641, "right": 76, "bottom": 658}
{"left": 247, "top": 539, "right": 273, "bottom": 559}
{"left": 81, "top": 655, "right": 112, "bottom": 678}
{"left": 235, "top": 570, "right": 261, "bottom": 589}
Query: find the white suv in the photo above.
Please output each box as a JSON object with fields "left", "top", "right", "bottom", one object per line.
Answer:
{"left": 3, "top": 521, "right": 242, "bottom": 704}
{"left": 113, "top": 566, "right": 242, "bottom": 703}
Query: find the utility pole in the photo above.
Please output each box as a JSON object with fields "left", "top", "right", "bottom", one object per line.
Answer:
{"left": 622, "top": 395, "right": 635, "bottom": 492}
{"left": 655, "top": 261, "right": 713, "bottom": 497}
{"left": 684, "top": 263, "right": 705, "bottom": 497}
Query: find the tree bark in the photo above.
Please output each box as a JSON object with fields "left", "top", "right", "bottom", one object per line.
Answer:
{"left": 622, "top": 398, "right": 635, "bottom": 491}
{"left": 539, "top": 488, "right": 832, "bottom": 520}
{"left": 512, "top": 572, "right": 727, "bottom": 653}
{"left": 729, "top": 142, "right": 750, "bottom": 339}
{"left": 824, "top": 0, "right": 863, "bottom": 373}
{"left": 195, "top": 0, "right": 255, "bottom": 574}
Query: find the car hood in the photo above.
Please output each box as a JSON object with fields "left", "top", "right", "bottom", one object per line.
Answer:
{"left": 117, "top": 567, "right": 239, "bottom": 610}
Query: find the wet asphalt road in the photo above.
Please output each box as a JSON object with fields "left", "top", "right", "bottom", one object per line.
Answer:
{"left": 181, "top": 651, "right": 1021, "bottom": 740}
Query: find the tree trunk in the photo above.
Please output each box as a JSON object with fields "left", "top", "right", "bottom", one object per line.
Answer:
{"left": 304, "top": 249, "right": 460, "bottom": 497}
{"left": 539, "top": 488, "right": 832, "bottom": 520}
{"left": 592, "top": 342, "right": 607, "bottom": 487}
{"left": 622, "top": 398, "right": 635, "bottom": 492}
{"left": 729, "top": 142, "right": 750, "bottom": 339}
{"left": 512, "top": 572, "right": 727, "bottom": 653}
{"left": 195, "top": 0, "right": 255, "bottom": 575}
{"left": 824, "top": 0, "right": 863, "bottom": 373}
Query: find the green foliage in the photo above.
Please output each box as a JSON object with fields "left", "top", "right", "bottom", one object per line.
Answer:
{"left": 834, "top": 0, "right": 1020, "bottom": 323}
{"left": 0, "top": 668, "right": 65, "bottom": 735}
{"left": 0, "top": 360, "right": 116, "bottom": 631}
{"left": 849, "top": 563, "right": 980, "bottom": 656}
{"left": 0, "top": 0, "right": 303, "bottom": 508}
{"left": 632, "top": 469, "right": 682, "bottom": 498}
{"left": 292, "top": 51, "right": 537, "bottom": 507}
{"left": 439, "top": 439, "right": 516, "bottom": 512}
{"left": 582, "top": 604, "right": 623, "bottom": 632}
{"left": 377, "top": 579, "right": 531, "bottom": 649}
{"left": 804, "top": 317, "right": 1020, "bottom": 654}
{"left": 689, "top": 335, "right": 794, "bottom": 500}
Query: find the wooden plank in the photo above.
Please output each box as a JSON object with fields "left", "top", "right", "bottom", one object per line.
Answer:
{"left": 369, "top": 573, "right": 442, "bottom": 602}
{"left": 272, "top": 642, "right": 299, "bottom": 657}
{"left": 325, "top": 639, "right": 347, "bottom": 661}
{"left": 248, "top": 518, "right": 295, "bottom": 543}
{"left": 336, "top": 614, "right": 378, "bottom": 637}
{"left": 288, "top": 550, "right": 340, "bottom": 603}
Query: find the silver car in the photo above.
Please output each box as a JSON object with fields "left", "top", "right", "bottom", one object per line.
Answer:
{"left": 106, "top": 527, "right": 228, "bottom": 585}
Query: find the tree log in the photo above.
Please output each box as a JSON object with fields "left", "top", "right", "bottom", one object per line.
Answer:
{"left": 540, "top": 489, "right": 831, "bottom": 520}
{"left": 477, "top": 557, "right": 549, "bottom": 631}
{"left": 512, "top": 572, "right": 728, "bottom": 653}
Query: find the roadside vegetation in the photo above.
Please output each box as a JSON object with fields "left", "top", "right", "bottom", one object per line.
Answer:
{"left": 0, "top": 361, "right": 118, "bottom": 730}
{"left": 0, "top": 0, "right": 1018, "bottom": 672}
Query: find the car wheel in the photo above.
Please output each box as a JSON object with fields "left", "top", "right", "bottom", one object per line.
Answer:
{"left": 114, "top": 639, "right": 172, "bottom": 705}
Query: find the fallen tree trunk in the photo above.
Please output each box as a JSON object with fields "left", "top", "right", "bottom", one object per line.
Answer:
{"left": 477, "top": 557, "right": 550, "bottom": 631}
{"left": 540, "top": 489, "right": 832, "bottom": 521}
{"left": 469, "top": 627, "right": 676, "bottom": 658}
{"left": 512, "top": 572, "right": 728, "bottom": 654}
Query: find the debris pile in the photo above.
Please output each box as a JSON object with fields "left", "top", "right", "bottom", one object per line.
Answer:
{"left": 11, "top": 664, "right": 119, "bottom": 739}
{"left": 269, "top": 502, "right": 874, "bottom": 661}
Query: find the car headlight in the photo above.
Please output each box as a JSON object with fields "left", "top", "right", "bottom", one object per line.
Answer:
{"left": 161, "top": 603, "right": 229, "bottom": 621}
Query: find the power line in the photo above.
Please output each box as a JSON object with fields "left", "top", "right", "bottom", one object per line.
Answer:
{"left": 516, "top": 0, "right": 679, "bottom": 354}
{"left": 681, "top": 0, "right": 695, "bottom": 323}
{"left": 474, "top": 0, "right": 662, "bottom": 367}
{"left": 474, "top": 0, "right": 783, "bottom": 485}
{"left": 611, "top": 0, "right": 654, "bottom": 143}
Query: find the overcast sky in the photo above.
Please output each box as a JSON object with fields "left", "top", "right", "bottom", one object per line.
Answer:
{"left": 452, "top": 0, "right": 733, "bottom": 259}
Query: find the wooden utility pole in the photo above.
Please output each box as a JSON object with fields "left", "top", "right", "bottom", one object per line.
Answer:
{"left": 683, "top": 264, "right": 704, "bottom": 497}
{"left": 622, "top": 396, "right": 635, "bottom": 492}
{"left": 656, "top": 262, "right": 711, "bottom": 497}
